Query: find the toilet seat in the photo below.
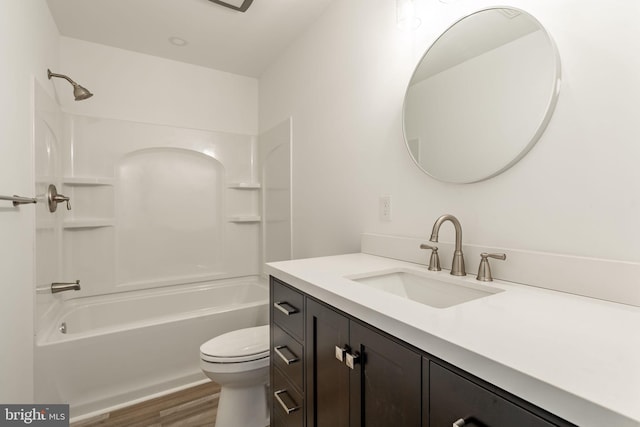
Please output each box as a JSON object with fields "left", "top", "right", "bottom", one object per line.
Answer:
{"left": 200, "top": 324, "right": 269, "bottom": 363}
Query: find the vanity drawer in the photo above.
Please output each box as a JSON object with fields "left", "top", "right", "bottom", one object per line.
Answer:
{"left": 272, "top": 278, "right": 305, "bottom": 341}
{"left": 273, "top": 324, "right": 304, "bottom": 391}
{"left": 272, "top": 367, "right": 304, "bottom": 427}
{"left": 430, "top": 362, "right": 556, "bottom": 427}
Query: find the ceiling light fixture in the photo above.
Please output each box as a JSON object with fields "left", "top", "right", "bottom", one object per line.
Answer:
{"left": 207, "top": 0, "right": 254, "bottom": 13}
{"left": 396, "top": 0, "right": 421, "bottom": 31}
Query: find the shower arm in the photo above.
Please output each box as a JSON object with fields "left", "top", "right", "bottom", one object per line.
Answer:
{"left": 47, "top": 69, "right": 78, "bottom": 86}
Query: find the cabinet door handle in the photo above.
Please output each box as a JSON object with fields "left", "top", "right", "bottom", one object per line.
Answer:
{"left": 345, "top": 351, "right": 360, "bottom": 369}
{"left": 335, "top": 345, "right": 347, "bottom": 362}
{"left": 453, "top": 418, "right": 466, "bottom": 427}
{"left": 274, "top": 389, "right": 300, "bottom": 414}
{"left": 273, "top": 301, "right": 298, "bottom": 316}
{"left": 274, "top": 345, "right": 299, "bottom": 365}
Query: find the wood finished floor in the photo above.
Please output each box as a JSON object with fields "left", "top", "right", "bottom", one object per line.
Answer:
{"left": 70, "top": 382, "right": 221, "bottom": 427}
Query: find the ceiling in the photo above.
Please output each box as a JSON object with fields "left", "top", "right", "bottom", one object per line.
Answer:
{"left": 46, "top": 0, "right": 335, "bottom": 77}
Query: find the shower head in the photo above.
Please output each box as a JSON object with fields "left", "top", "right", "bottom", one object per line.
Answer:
{"left": 47, "top": 69, "right": 93, "bottom": 101}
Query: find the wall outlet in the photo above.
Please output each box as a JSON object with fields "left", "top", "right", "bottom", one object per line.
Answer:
{"left": 379, "top": 195, "right": 392, "bottom": 221}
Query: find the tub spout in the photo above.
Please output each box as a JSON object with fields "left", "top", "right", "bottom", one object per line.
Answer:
{"left": 51, "top": 280, "right": 81, "bottom": 294}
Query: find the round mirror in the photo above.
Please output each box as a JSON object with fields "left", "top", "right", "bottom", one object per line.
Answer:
{"left": 403, "top": 8, "right": 561, "bottom": 183}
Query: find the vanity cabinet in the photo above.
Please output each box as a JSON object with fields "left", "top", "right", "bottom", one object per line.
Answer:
{"left": 270, "top": 276, "right": 574, "bottom": 427}
{"left": 306, "top": 299, "right": 421, "bottom": 427}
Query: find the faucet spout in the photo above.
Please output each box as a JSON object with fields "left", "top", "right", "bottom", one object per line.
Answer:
{"left": 51, "top": 280, "right": 81, "bottom": 294}
{"left": 430, "top": 214, "right": 466, "bottom": 276}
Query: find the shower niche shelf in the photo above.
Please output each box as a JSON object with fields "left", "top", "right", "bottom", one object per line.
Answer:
{"left": 227, "top": 215, "right": 261, "bottom": 223}
{"left": 227, "top": 182, "right": 261, "bottom": 189}
{"left": 63, "top": 176, "right": 114, "bottom": 186}
{"left": 63, "top": 218, "right": 115, "bottom": 229}
{"left": 227, "top": 181, "right": 261, "bottom": 224}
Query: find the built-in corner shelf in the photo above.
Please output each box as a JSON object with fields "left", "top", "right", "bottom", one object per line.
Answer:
{"left": 63, "top": 218, "right": 115, "bottom": 229}
{"left": 63, "top": 176, "right": 114, "bottom": 186}
{"left": 227, "top": 182, "right": 260, "bottom": 223}
{"left": 227, "top": 182, "right": 261, "bottom": 189}
{"left": 227, "top": 215, "right": 261, "bottom": 223}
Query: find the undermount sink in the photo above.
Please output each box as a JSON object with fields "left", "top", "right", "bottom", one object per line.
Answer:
{"left": 347, "top": 268, "right": 504, "bottom": 308}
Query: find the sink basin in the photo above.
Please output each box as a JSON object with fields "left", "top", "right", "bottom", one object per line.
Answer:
{"left": 347, "top": 268, "right": 504, "bottom": 308}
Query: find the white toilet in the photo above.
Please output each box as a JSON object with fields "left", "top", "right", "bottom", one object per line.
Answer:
{"left": 200, "top": 324, "right": 270, "bottom": 427}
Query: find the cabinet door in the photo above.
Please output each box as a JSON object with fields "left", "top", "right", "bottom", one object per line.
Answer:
{"left": 306, "top": 299, "right": 350, "bottom": 427}
{"left": 430, "top": 362, "right": 557, "bottom": 427}
{"left": 349, "top": 321, "right": 422, "bottom": 427}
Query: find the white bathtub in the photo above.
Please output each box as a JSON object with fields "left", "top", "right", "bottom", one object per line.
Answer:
{"left": 35, "top": 276, "right": 269, "bottom": 420}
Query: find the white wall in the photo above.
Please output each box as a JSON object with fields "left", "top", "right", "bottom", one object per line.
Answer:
{"left": 259, "top": 0, "right": 640, "bottom": 278}
{"left": 0, "top": 0, "right": 60, "bottom": 402}
{"left": 260, "top": 118, "right": 293, "bottom": 264}
{"left": 59, "top": 37, "right": 258, "bottom": 135}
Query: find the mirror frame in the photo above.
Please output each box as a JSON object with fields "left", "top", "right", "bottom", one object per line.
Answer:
{"left": 402, "top": 7, "right": 562, "bottom": 184}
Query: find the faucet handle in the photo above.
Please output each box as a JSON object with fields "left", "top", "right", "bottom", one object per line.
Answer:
{"left": 476, "top": 253, "right": 506, "bottom": 282}
{"left": 420, "top": 244, "right": 441, "bottom": 271}
{"left": 47, "top": 184, "right": 72, "bottom": 212}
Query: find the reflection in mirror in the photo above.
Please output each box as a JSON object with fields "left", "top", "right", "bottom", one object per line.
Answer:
{"left": 403, "top": 8, "right": 561, "bottom": 183}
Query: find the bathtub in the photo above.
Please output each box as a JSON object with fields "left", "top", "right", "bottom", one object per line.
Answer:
{"left": 35, "top": 276, "right": 269, "bottom": 420}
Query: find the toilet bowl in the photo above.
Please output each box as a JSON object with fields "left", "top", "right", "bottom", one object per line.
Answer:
{"left": 200, "top": 324, "right": 270, "bottom": 427}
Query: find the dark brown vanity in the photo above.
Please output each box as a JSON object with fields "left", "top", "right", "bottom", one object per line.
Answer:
{"left": 270, "top": 276, "right": 575, "bottom": 427}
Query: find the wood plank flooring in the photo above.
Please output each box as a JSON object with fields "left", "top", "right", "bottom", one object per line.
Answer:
{"left": 70, "top": 382, "right": 220, "bottom": 427}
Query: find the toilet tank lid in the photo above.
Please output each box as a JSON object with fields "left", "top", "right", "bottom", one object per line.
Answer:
{"left": 200, "top": 324, "right": 269, "bottom": 358}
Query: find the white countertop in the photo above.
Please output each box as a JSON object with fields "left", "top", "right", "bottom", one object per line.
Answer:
{"left": 265, "top": 253, "right": 640, "bottom": 427}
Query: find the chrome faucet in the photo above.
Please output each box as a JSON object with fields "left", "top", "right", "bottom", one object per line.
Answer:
{"left": 429, "top": 214, "right": 466, "bottom": 276}
{"left": 51, "top": 280, "right": 81, "bottom": 294}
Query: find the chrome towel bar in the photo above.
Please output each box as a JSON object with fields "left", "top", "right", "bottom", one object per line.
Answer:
{"left": 0, "top": 194, "right": 37, "bottom": 206}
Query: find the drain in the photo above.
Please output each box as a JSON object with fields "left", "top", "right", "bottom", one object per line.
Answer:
{"left": 59, "top": 322, "right": 67, "bottom": 334}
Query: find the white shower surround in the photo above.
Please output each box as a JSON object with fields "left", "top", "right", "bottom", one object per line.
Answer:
{"left": 56, "top": 114, "right": 262, "bottom": 299}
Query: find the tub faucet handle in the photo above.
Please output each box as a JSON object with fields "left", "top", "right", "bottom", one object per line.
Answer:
{"left": 419, "top": 244, "right": 441, "bottom": 271}
{"left": 47, "top": 184, "right": 71, "bottom": 212}
{"left": 476, "top": 253, "right": 506, "bottom": 282}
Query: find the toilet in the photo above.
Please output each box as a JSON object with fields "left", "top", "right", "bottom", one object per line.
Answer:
{"left": 200, "top": 324, "right": 270, "bottom": 427}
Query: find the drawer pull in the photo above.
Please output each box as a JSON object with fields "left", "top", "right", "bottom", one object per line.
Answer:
{"left": 274, "top": 389, "right": 300, "bottom": 414}
{"left": 274, "top": 301, "right": 298, "bottom": 316}
{"left": 274, "top": 345, "right": 299, "bottom": 365}
{"left": 335, "top": 345, "right": 347, "bottom": 362}
{"left": 453, "top": 418, "right": 466, "bottom": 427}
